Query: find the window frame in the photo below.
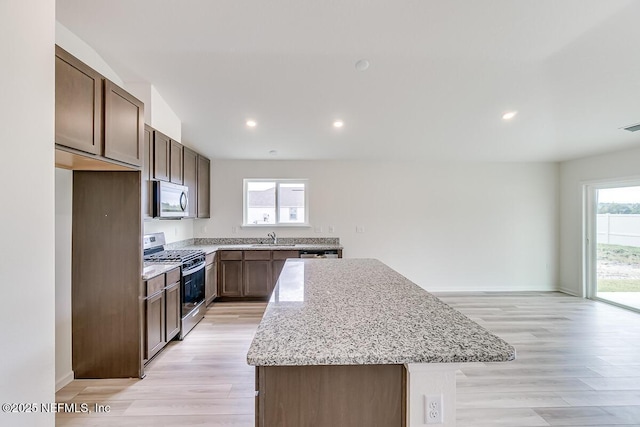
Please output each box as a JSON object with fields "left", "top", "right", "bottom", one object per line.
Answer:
{"left": 242, "top": 178, "right": 310, "bottom": 227}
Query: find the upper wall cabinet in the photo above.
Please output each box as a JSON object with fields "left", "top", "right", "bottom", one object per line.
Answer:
{"left": 104, "top": 81, "right": 144, "bottom": 167}
{"left": 183, "top": 147, "right": 198, "bottom": 218}
{"left": 153, "top": 131, "right": 170, "bottom": 181}
{"left": 197, "top": 155, "right": 210, "bottom": 218}
{"left": 170, "top": 140, "right": 184, "bottom": 185}
{"left": 152, "top": 131, "right": 183, "bottom": 185}
{"left": 142, "top": 125, "right": 153, "bottom": 219}
{"left": 55, "top": 46, "right": 144, "bottom": 168}
{"left": 140, "top": 125, "right": 211, "bottom": 220}
{"left": 55, "top": 46, "right": 102, "bottom": 156}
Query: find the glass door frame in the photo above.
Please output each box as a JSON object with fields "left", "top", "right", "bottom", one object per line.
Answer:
{"left": 583, "top": 178, "right": 640, "bottom": 314}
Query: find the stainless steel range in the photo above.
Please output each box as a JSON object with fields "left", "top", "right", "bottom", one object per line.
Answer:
{"left": 143, "top": 233, "right": 206, "bottom": 339}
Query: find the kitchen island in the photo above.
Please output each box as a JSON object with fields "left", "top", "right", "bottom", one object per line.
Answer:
{"left": 247, "top": 258, "right": 515, "bottom": 427}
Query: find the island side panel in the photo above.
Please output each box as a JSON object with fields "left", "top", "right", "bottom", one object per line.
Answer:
{"left": 257, "top": 364, "right": 406, "bottom": 427}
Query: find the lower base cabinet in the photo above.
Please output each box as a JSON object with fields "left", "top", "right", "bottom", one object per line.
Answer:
{"left": 220, "top": 251, "right": 243, "bottom": 297}
{"left": 146, "top": 290, "right": 165, "bottom": 360}
{"left": 243, "top": 251, "right": 272, "bottom": 297}
{"left": 144, "top": 267, "right": 181, "bottom": 362}
{"left": 256, "top": 365, "right": 405, "bottom": 427}
{"left": 218, "top": 250, "right": 340, "bottom": 300}
{"left": 205, "top": 252, "right": 217, "bottom": 305}
{"left": 165, "top": 281, "right": 181, "bottom": 341}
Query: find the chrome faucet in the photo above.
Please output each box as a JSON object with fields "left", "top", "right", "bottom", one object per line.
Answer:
{"left": 267, "top": 232, "right": 277, "bottom": 245}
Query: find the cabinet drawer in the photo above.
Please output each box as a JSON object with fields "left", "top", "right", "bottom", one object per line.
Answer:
{"left": 146, "top": 274, "right": 165, "bottom": 296}
{"left": 206, "top": 252, "right": 215, "bottom": 265}
{"left": 220, "top": 250, "right": 242, "bottom": 261}
{"left": 273, "top": 250, "right": 300, "bottom": 260}
{"left": 244, "top": 250, "right": 271, "bottom": 261}
{"left": 166, "top": 267, "right": 180, "bottom": 285}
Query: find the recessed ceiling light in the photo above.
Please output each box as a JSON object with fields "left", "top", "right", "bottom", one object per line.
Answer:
{"left": 333, "top": 120, "right": 344, "bottom": 128}
{"left": 502, "top": 111, "right": 518, "bottom": 120}
{"left": 355, "top": 59, "right": 370, "bottom": 71}
{"left": 246, "top": 119, "right": 257, "bottom": 128}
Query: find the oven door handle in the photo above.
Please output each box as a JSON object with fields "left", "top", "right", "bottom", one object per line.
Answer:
{"left": 182, "top": 260, "right": 206, "bottom": 276}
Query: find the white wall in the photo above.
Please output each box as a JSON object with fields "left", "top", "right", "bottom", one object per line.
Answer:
{"left": 559, "top": 146, "right": 640, "bottom": 296}
{"left": 144, "top": 219, "right": 194, "bottom": 244}
{"left": 151, "top": 86, "right": 182, "bottom": 141}
{"left": 55, "top": 21, "right": 123, "bottom": 86}
{"left": 196, "top": 160, "right": 560, "bottom": 291}
{"left": 55, "top": 169, "right": 73, "bottom": 390}
{"left": 126, "top": 83, "right": 182, "bottom": 141}
{"left": 0, "top": 1, "right": 55, "bottom": 425}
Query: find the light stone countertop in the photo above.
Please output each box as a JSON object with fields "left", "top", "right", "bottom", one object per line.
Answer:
{"left": 142, "top": 262, "right": 181, "bottom": 280}
{"left": 142, "top": 244, "right": 343, "bottom": 279}
{"left": 247, "top": 258, "right": 516, "bottom": 366}
{"left": 183, "top": 243, "right": 343, "bottom": 254}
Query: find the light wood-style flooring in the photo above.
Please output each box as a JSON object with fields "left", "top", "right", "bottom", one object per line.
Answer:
{"left": 56, "top": 293, "right": 640, "bottom": 426}
{"left": 439, "top": 292, "right": 640, "bottom": 427}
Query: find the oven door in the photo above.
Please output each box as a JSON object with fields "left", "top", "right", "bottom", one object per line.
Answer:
{"left": 182, "top": 261, "right": 205, "bottom": 317}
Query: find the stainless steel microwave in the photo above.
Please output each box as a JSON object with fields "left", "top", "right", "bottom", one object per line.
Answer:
{"left": 153, "top": 181, "right": 189, "bottom": 218}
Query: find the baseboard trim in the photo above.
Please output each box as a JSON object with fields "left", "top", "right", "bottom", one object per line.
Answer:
{"left": 559, "top": 287, "right": 580, "bottom": 297}
{"left": 56, "top": 371, "right": 74, "bottom": 391}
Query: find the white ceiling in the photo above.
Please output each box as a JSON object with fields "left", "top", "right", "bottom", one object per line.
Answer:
{"left": 56, "top": 0, "right": 640, "bottom": 162}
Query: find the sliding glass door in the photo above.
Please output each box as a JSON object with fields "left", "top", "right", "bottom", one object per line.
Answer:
{"left": 589, "top": 185, "right": 640, "bottom": 311}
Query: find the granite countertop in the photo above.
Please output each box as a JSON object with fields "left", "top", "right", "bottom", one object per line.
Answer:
{"left": 247, "top": 258, "right": 516, "bottom": 366}
{"left": 142, "top": 262, "right": 180, "bottom": 280}
{"left": 183, "top": 243, "right": 343, "bottom": 254}
{"left": 142, "top": 243, "right": 343, "bottom": 279}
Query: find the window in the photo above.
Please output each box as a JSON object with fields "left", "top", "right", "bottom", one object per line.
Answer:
{"left": 243, "top": 179, "right": 309, "bottom": 226}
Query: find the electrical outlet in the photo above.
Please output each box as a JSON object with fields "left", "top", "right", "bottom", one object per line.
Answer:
{"left": 328, "top": 225, "right": 335, "bottom": 233}
{"left": 356, "top": 225, "right": 365, "bottom": 233}
{"left": 202, "top": 226, "right": 208, "bottom": 233}
{"left": 314, "top": 226, "right": 323, "bottom": 233}
{"left": 425, "top": 394, "right": 443, "bottom": 424}
{"left": 231, "top": 226, "right": 238, "bottom": 234}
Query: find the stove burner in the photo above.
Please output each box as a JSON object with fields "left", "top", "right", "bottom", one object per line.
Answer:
{"left": 144, "top": 249, "right": 203, "bottom": 262}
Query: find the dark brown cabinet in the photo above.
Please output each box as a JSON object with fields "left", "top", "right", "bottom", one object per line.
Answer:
{"left": 165, "top": 281, "right": 181, "bottom": 342}
{"left": 144, "top": 267, "right": 180, "bottom": 363}
{"left": 170, "top": 140, "right": 183, "bottom": 184}
{"left": 104, "top": 81, "right": 144, "bottom": 167}
{"left": 272, "top": 250, "right": 300, "bottom": 286}
{"left": 183, "top": 147, "right": 198, "bottom": 218}
{"left": 153, "top": 131, "right": 170, "bottom": 181}
{"left": 55, "top": 46, "right": 102, "bottom": 156}
{"left": 205, "top": 252, "right": 217, "bottom": 305}
{"left": 197, "top": 155, "right": 211, "bottom": 218}
{"left": 220, "top": 251, "right": 243, "bottom": 297}
{"left": 244, "top": 252, "right": 272, "bottom": 297}
{"left": 256, "top": 365, "right": 404, "bottom": 427}
{"left": 72, "top": 171, "right": 142, "bottom": 379}
{"left": 146, "top": 289, "right": 165, "bottom": 360}
{"left": 217, "top": 250, "right": 307, "bottom": 300}
{"left": 145, "top": 123, "right": 211, "bottom": 219}
{"left": 55, "top": 46, "right": 143, "bottom": 168}
{"left": 142, "top": 125, "right": 153, "bottom": 219}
